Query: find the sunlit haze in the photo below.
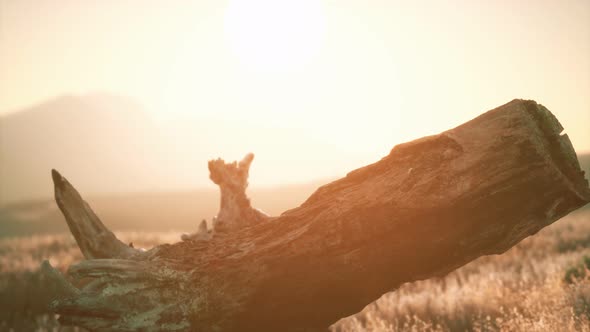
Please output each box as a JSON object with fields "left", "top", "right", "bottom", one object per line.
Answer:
{"left": 1, "top": 0, "right": 589, "bottom": 198}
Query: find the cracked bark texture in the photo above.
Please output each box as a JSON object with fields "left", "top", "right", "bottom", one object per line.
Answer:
{"left": 44, "top": 99, "right": 590, "bottom": 331}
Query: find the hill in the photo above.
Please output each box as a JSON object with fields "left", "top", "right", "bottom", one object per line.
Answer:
{"left": 0, "top": 94, "right": 170, "bottom": 205}
{"left": 0, "top": 93, "right": 355, "bottom": 207}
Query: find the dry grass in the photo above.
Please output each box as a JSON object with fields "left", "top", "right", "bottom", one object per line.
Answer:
{"left": 0, "top": 231, "right": 182, "bottom": 331}
{"left": 332, "top": 209, "right": 590, "bottom": 332}
{"left": 1, "top": 210, "right": 589, "bottom": 331}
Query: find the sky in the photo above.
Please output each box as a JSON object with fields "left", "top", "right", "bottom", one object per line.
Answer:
{"left": 1, "top": 0, "right": 589, "bottom": 187}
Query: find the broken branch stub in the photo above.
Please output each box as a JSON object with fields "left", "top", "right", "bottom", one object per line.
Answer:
{"left": 208, "top": 153, "right": 270, "bottom": 233}
{"left": 51, "top": 169, "right": 141, "bottom": 259}
{"left": 47, "top": 99, "right": 590, "bottom": 331}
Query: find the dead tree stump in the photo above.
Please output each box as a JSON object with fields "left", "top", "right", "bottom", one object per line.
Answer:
{"left": 45, "top": 99, "right": 590, "bottom": 331}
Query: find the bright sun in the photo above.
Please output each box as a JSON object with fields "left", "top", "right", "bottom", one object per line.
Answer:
{"left": 223, "top": 0, "right": 326, "bottom": 72}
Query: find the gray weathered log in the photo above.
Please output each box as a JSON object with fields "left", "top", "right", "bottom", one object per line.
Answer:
{"left": 45, "top": 99, "right": 590, "bottom": 331}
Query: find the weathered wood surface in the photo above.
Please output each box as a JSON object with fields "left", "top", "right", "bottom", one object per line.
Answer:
{"left": 45, "top": 99, "right": 590, "bottom": 331}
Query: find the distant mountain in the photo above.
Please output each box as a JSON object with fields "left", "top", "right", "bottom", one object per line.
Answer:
{"left": 0, "top": 94, "right": 331, "bottom": 236}
{"left": 0, "top": 94, "right": 357, "bottom": 206}
{"left": 0, "top": 94, "right": 171, "bottom": 205}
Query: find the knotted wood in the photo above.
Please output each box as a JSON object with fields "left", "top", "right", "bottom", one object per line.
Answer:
{"left": 45, "top": 99, "right": 590, "bottom": 331}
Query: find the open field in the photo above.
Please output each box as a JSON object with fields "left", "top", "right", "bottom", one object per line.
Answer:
{"left": 332, "top": 207, "right": 590, "bottom": 332}
{"left": 0, "top": 207, "right": 589, "bottom": 331}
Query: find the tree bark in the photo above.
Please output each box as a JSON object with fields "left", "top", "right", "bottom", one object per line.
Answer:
{"left": 45, "top": 99, "right": 590, "bottom": 332}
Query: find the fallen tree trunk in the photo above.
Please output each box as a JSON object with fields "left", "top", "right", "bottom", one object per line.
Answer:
{"left": 45, "top": 99, "right": 590, "bottom": 331}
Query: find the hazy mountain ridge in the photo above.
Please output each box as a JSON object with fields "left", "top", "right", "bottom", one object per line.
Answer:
{"left": 0, "top": 94, "right": 172, "bottom": 205}
{"left": 0, "top": 93, "right": 343, "bottom": 239}
{"left": 0, "top": 94, "right": 360, "bottom": 207}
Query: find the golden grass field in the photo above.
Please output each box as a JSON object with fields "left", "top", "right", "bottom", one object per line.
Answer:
{"left": 1, "top": 208, "right": 589, "bottom": 332}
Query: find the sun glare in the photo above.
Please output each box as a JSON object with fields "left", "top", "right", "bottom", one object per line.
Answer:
{"left": 223, "top": 0, "right": 325, "bottom": 72}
